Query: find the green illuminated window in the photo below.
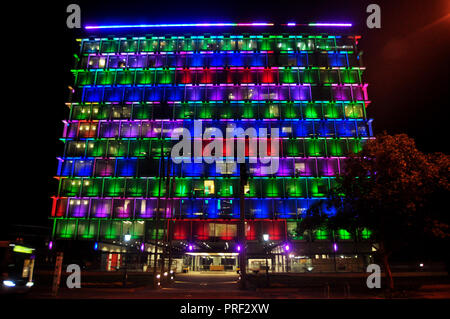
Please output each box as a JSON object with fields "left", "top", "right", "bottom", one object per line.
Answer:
{"left": 147, "top": 221, "right": 165, "bottom": 240}
{"left": 287, "top": 221, "right": 304, "bottom": 240}
{"left": 315, "top": 37, "right": 335, "bottom": 50}
{"left": 348, "top": 139, "right": 364, "bottom": 154}
{"left": 219, "top": 38, "right": 233, "bottom": 51}
{"left": 56, "top": 220, "right": 76, "bottom": 239}
{"left": 285, "top": 178, "right": 307, "bottom": 197}
{"left": 60, "top": 178, "right": 81, "bottom": 196}
{"left": 104, "top": 179, "right": 125, "bottom": 197}
{"left": 361, "top": 228, "right": 372, "bottom": 240}
{"left": 91, "top": 105, "right": 110, "bottom": 120}
{"left": 242, "top": 179, "right": 259, "bottom": 197}
{"left": 156, "top": 69, "right": 174, "bottom": 84}
{"left": 100, "top": 221, "right": 121, "bottom": 240}
{"left": 338, "top": 229, "right": 352, "bottom": 240}
{"left": 320, "top": 70, "right": 338, "bottom": 84}
{"left": 281, "top": 102, "right": 300, "bottom": 119}
{"left": 305, "top": 139, "right": 325, "bottom": 156}
{"left": 308, "top": 178, "right": 329, "bottom": 197}
{"left": 323, "top": 103, "right": 343, "bottom": 119}
{"left": 96, "top": 71, "right": 115, "bottom": 85}
{"left": 150, "top": 140, "right": 172, "bottom": 156}
{"left": 300, "top": 69, "right": 319, "bottom": 84}
{"left": 125, "top": 179, "right": 147, "bottom": 197}
{"left": 173, "top": 178, "right": 190, "bottom": 197}
{"left": 192, "top": 179, "right": 206, "bottom": 197}
{"left": 86, "top": 140, "right": 107, "bottom": 157}
{"left": 71, "top": 105, "right": 92, "bottom": 120}
{"left": 340, "top": 69, "right": 360, "bottom": 84}
{"left": 260, "top": 37, "right": 271, "bottom": 50}
{"left": 315, "top": 229, "right": 329, "bottom": 240}
{"left": 139, "top": 39, "right": 159, "bottom": 52}
{"left": 263, "top": 179, "right": 283, "bottom": 197}
{"left": 129, "top": 140, "right": 151, "bottom": 157}
{"left": 136, "top": 70, "right": 154, "bottom": 85}
{"left": 217, "top": 179, "right": 237, "bottom": 197}
{"left": 177, "top": 38, "right": 195, "bottom": 51}
{"left": 283, "top": 139, "right": 304, "bottom": 157}
{"left": 101, "top": 40, "right": 118, "bottom": 53}
{"left": 242, "top": 103, "right": 255, "bottom": 119}
{"left": 107, "top": 140, "right": 129, "bottom": 157}
{"left": 80, "top": 178, "right": 102, "bottom": 197}
{"left": 197, "top": 103, "right": 212, "bottom": 119}
{"left": 261, "top": 103, "right": 280, "bottom": 119}
{"left": 132, "top": 104, "right": 152, "bottom": 119}
{"left": 116, "top": 70, "right": 134, "bottom": 85}
{"left": 149, "top": 178, "right": 167, "bottom": 196}
{"left": 174, "top": 103, "right": 194, "bottom": 119}
{"left": 303, "top": 103, "right": 322, "bottom": 119}
{"left": 76, "top": 71, "right": 95, "bottom": 86}
{"left": 217, "top": 103, "right": 234, "bottom": 119}
{"left": 326, "top": 139, "right": 346, "bottom": 156}
{"left": 280, "top": 69, "right": 298, "bottom": 84}
{"left": 120, "top": 39, "right": 138, "bottom": 53}
{"left": 77, "top": 220, "right": 98, "bottom": 239}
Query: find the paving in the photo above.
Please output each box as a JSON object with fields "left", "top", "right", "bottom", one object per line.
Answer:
{"left": 17, "top": 271, "right": 450, "bottom": 299}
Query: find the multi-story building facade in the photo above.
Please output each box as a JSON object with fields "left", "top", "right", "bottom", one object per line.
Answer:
{"left": 52, "top": 27, "right": 374, "bottom": 272}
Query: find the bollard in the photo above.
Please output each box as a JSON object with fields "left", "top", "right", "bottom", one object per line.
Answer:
{"left": 344, "top": 282, "right": 351, "bottom": 298}
{"left": 324, "top": 282, "right": 330, "bottom": 298}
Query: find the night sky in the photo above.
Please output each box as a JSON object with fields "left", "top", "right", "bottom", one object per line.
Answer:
{"left": 3, "top": 0, "right": 448, "bottom": 231}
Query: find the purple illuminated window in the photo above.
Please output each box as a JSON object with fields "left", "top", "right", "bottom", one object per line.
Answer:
{"left": 94, "top": 159, "right": 115, "bottom": 177}
{"left": 332, "top": 85, "right": 352, "bottom": 100}
{"left": 318, "top": 159, "right": 339, "bottom": 176}
{"left": 99, "top": 122, "right": 119, "bottom": 138}
{"left": 91, "top": 199, "right": 112, "bottom": 218}
{"left": 68, "top": 198, "right": 89, "bottom": 218}
{"left": 113, "top": 199, "right": 134, "bottom": 218}
{"left": 134, "top": 199, "right": 155, "bottom": 218}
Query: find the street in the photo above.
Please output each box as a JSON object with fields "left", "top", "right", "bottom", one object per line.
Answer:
{"left": 20, "top": 271, "right": 450, "bottom": 299}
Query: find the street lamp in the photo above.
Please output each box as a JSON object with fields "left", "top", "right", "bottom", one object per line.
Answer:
{"left": 122, "top": 233, "right": 131, "bottom": 287}
{"left": 262, "top": 235, "right": 270, "bottom": 284}
{"left": 333, "top": 242, "right": 338, "bottom": 272}
{"left": 284, "top": 243, "right": 291, "bottom": 272}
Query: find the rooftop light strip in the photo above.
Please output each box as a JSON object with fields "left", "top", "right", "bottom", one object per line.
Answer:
{"left": 85, "top": 23, "right": 274, "bottom": 30}
{"left": 283, "top": 23, "right": 352, "bottom": 27}
{"left": 84, "top": 22, "right": 352, "bottom": 30}
{"left": 308, "top": 23, "right": 352, "bottom": 27}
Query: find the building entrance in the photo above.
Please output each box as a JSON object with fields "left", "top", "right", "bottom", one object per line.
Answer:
{"left": 184, "top": 252, "right": 239, "bottom": 272}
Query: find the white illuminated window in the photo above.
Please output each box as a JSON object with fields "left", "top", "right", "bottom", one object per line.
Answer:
{"left": 244, "top": 183, "right": 250, "bottom": 194}
{"left": 295, "top": 162, "right": 305, "bottom": 173}
{"left": 216, "top": 162, "right": 236, "bottom": 174}
{"left": 204, "top": 180, "right": 215, "bottom": 195}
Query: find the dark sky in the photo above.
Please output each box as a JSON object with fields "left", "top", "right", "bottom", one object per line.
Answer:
{"left": 3, "top": 0, "right": 449, "bottom": 230}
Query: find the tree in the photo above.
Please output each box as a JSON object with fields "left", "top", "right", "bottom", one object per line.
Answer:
{"left": 304, "top": 133, "right": 450, "bottom": 290}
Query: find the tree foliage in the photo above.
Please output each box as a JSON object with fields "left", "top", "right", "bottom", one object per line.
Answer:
{"left": 302, "top": 132, "right": 450, "bottom": 288}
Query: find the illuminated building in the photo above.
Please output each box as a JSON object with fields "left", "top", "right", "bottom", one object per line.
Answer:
{"left": 52, "top": 23, "right": 374, "bottom": 272}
